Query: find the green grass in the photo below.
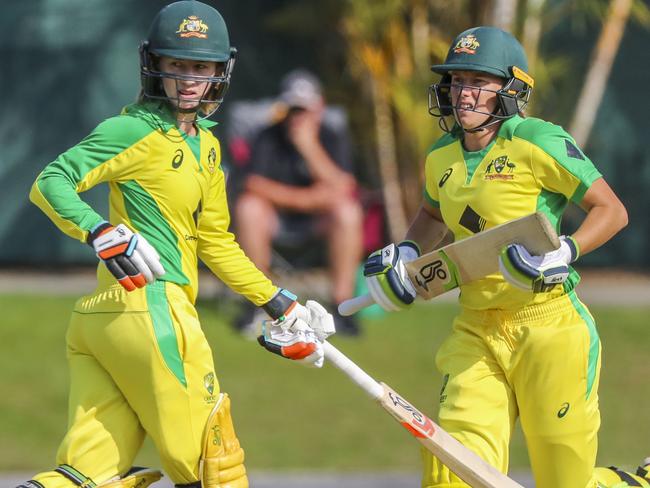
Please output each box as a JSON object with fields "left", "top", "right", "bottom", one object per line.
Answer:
{"left": 1, "top": 295, "right": 648, "bottom": 474}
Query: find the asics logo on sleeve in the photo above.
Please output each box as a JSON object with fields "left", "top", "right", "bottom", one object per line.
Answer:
{"left": 439, "top": 168, "right": 453, "bottom": 187}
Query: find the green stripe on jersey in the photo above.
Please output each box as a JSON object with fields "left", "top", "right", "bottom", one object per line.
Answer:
{"left": 118, "top": 180, "right": 189, "bottom": 285}
{"left": 146, "top": 282, "right": 187, "bottom": 387}
{"left": 568, "top": 291, "right": 600, "bottom": 399}
{"left": 536, "top": 188, "right": 567, "bottom": 230}
{"left": 423, "top": 190, "right": 440, "bottom": 208}
{"left": 36, "top": 115, "right": 154, "bottom": 232}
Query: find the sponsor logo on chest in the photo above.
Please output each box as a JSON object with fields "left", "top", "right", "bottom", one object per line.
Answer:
{"left": 484, "top": 155, "right": 516, "bottom": 181}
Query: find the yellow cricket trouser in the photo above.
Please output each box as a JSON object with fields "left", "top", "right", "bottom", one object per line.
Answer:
{"left": 33, "top": 281, "right": 222, "bottom": 487}
{"left": 422, "top": 291, "right": 602, "bottom": 488}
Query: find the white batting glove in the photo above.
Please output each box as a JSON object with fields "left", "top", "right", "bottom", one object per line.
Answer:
{"left": 364, "top": 241, "right": 420, "bottom": 312}
{"left": 259, "top": 317, "right": 325, "bottom": 368}
{"left": 88, "top": 222, "right": 165, "bottom": 291}
{"left": 257, "top": 290, "right": 335, "bottom": 368}
{"left": 499, "top": 235, "right": 579, "bottom": 293}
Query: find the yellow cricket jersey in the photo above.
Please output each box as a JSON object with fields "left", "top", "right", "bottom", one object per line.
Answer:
{"left": 30, "top": 101, "right": 277, "bottom": 305}
{"left": 424, "top": 115, "right": 602, "bottom": 310}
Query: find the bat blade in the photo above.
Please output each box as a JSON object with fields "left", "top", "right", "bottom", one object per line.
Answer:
{"left": 379, "top": 383, "right": 523, "bottom": 488}
{"left": 323, "top": 342, "right": 523, "bottom": 488}
{"left": 406, "top": 212, "right": 559, "bottom": 300}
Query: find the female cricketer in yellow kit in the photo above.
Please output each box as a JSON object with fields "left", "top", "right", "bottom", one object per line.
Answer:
{"left": 18, "top": 2, "right": 336, "bottom": 488}
{"left": 362, "top": 26, "right": 649, "bottom": 488}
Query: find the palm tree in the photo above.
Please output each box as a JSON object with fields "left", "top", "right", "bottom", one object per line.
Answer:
{"left": 569, "top": 0, "right": 635, "bottom": 147}
{"left": 340, "top": 0, "right": 493, "bottom": 240}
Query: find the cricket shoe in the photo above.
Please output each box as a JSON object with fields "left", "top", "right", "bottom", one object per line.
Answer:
{"left": 637, "top": 457, "right": 650, "bottom": 480}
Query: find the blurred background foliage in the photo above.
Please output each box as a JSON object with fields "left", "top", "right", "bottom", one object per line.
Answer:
{"left": 0, "top": 0, "right": 649, "bottom": 266}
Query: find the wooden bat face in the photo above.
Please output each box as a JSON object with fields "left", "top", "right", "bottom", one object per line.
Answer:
{"left": 379, "top": 383, "right": 523, "bottom": 488}
{"left": 406, "top": 212, "right": 559, "bottom": 300}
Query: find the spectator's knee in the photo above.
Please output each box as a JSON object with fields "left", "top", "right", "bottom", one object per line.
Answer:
{"left": 235, "top": 193, "right": 275, "bottom": 224}
{"left": 329, "top": 196, "right": 363, "bottom": 230}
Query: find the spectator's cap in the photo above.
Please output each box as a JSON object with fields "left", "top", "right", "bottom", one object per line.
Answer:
{"left": 279, "top": 69, "right": 323, "bottom": 110}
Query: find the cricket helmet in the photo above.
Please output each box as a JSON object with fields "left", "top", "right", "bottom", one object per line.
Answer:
{"left": 140, "top": 0, "right": 237, "bottom": 118}
{"left": 428, "top": 26, "right": 534, "bottom": 132}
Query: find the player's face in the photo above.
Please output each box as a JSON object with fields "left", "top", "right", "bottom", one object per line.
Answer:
{"left": 449, "top": 71, "right": 504, "bottom": 130}
{"left": 158, "top": 56, "right": 219, "bottom": 110}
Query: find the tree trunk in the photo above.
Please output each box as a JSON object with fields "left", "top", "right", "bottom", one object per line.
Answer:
{"left": 369, "top": 75, "right": 409, "bottom": 241}
{"left": 521, "top": 0, "right": 545, "bottom": 73}
{"left": 490, "top": 0, "right": 518, "bottom": 31}
{"left": 569, "top": 0, "right": 633, "bottom": 147}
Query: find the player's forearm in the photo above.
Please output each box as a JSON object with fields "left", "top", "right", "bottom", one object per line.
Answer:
{"left": 573, "top": 202, "right": 628, "bottom": 256}
{"left": 30, "top": 170, "right": 105, "bottom": 243}
{"left": 404, "top": 204, "right": 448, "bottom": 253}
{"left": 573, "top": 178, "right": 628, "bottom": 256}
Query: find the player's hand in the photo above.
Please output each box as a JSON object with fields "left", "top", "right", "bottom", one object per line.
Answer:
{"left": 364, "top": 241, "right": 420, "bottom": 312}
{"left": 258, "top": 290, "right": 335, "bottom": 368}
{"left": 499, "top": 235, "right": 579, "bottom": 293}
{"left": 88, "top": 222, "right": 165, "bottom": 292}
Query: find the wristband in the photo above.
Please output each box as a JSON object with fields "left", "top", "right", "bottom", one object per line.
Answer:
{"left": 262, "top": 289, "right": 297, "bottom": 320}
{"left": 561, "top": 235, "right": 579, "bottom": 263}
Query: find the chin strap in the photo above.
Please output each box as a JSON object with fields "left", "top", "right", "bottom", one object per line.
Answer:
{"left": 456, "top": 106, "right": 505, "bottom": 134}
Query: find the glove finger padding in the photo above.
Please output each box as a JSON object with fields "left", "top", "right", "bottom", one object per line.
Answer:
{"left": 304, "top": 300, "right": 335, "bottom": 341}
{"left": 89, "top": 223, "right": 165, "bottom": 291}
{"left": 135, "top": 234, "right": 165, "bottom": 278}
{"left": 129, "top": 248, "right": 155, "bottom": 284}
{"left": 257, "top": 317, "right": 325, "bottom": 368}
{"left": 364, "top": 243, "right": 417, "bottom": 311}
{"left": 499, "top": 237, "right": 575, "bottom": 293}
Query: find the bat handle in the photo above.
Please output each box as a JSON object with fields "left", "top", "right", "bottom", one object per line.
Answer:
{"left": 337, "top": 293, "right": 374, "bottom": 316}
{"left": 323, "top": 342, "right": 384, "bottom": 400}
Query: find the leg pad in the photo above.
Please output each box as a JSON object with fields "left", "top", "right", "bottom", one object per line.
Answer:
{"left": 98, "top": 467, "right": 163, "bottom": 487}
{"left": 200, "top": 393, "right": 248, "bottom": 488}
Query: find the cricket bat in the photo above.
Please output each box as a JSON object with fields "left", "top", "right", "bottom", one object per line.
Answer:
{"left": 323, "top": 341, "right": 523, "bottom": 488}
{"left": 340, "top": 212, "right": 559, "bottom": 315}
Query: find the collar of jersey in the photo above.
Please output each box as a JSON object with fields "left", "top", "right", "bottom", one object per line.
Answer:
{"left": 450, "top": 114, "right": 524, "bottom": 141}
{"left": 123, "top": 101, "right": 218, "bottom": 131}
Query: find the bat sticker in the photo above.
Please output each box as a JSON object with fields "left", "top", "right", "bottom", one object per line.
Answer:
{"left": 388, "top": 391, "right": 436, "bottom": 438}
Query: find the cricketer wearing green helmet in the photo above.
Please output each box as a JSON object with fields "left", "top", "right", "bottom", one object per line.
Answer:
{"left": 20, "top": 2, "right": 339, "bottom": 488}
{"left": 140, "top": 0, "right": 237, "bottom": 120}
{"left": 357, "top": 23, "right": 642, "bottom": 488}
{"left": 428, "top": 26, "right": 534, "bottom": 133}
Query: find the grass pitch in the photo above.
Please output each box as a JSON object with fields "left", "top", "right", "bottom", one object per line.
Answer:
{"left": 1, "top": 294, "right": 648, "bottom": 474}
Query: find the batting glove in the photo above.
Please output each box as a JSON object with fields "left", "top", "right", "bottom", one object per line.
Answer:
{"left": 499, "top": 235, "right": 579, "bottom": 293}
{"left": 88, "top": 222, "right": 165, "bottom": 292}
{"left": 257, "top": 289, "right": 335, "bottom": 368}
{"left": 364, "top": 241, "right": 420, "bottom": 312}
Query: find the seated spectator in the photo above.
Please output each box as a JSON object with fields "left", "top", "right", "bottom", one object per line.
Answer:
{"left": 234, "top": 69, "right": 363, "bottom": 335}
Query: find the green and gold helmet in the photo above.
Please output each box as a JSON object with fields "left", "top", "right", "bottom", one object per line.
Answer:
{"left": 140, "top": 0, "right": 237, "bottom": 118}
{"left": 428, "top": 26, "right": 534, "bottom": 132}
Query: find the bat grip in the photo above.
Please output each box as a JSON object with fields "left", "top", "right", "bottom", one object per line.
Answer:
{"left": 323, "top": 342, "right": 383, "bottom": 400}
{"left": 337, "top": 293, "right": 374, "bottom": 316}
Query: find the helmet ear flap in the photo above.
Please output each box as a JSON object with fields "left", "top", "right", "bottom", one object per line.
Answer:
{"left": 498, "top": 77, "right": 531, "bottom": 117}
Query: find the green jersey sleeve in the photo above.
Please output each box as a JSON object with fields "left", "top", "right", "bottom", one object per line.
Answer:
{"left": 514, "top": 118, "right": 602, "bottom": 204}
{"left": 30, "top": 115, "right": 153, "bottom": 242}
